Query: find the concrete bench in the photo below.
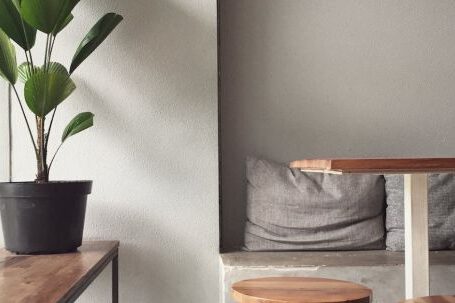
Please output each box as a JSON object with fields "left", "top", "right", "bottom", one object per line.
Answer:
{"left": 220, "top": 250, "right": 455, "bottom": 303}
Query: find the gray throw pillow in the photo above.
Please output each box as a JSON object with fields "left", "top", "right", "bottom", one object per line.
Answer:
{"left": 385, "top": 174, "right": 455, "bottom": 251}
{"left": 244, "top": 157, "right": 386, "bottom": 251}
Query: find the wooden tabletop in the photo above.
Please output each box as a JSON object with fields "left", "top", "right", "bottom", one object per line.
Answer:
{"left": 289, "top": 158, "right": 455, "bottom": 174}
{"left": 231, "top": 277, "right": 371, "bottom": 303}
{"left": 0, "top": 241, "right": 119, "bottom": 303}
{"left": 400, "top": 296, "right": 455, "bottom": 303}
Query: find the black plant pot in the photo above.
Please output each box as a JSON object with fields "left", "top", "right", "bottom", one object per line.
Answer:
{"left": 0, "top": 181, "right": 92, "bottom": 254}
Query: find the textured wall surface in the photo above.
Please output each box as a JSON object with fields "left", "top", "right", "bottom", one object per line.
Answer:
{"left": 0, "top": 1, "right": 219, "bottom": 302}
{"left": 220, "top": 0, "right": 455, "bottom": 250}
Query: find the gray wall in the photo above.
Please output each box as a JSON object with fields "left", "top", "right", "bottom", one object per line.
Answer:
{"left": 0, "top": 82, "right": 8, "bottom": 183}
{"left": 220, "top": 0, "right": 455, "bottom": 251}
{"left": 1, "top": 1, "right": 219, "bottom": 302}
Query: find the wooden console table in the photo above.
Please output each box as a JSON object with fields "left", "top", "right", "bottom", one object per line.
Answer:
{"left": 290, "top": 158, "right": 455, "bottom": 300}
{"left": 0, "top": 240, "right": 119, "bottom": 303}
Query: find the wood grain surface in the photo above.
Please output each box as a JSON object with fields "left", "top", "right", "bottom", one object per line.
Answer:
{"left": 231, "top": 277, "right": 371, "bottom": 303}
{"left": 289, "top": 158, "right": 455, "bottom": 173}
{"left": 400, "top": 296, "right": 455, "bottom": 303}
{"left": 0, "top": 241, "right": 119, "bottom": 303}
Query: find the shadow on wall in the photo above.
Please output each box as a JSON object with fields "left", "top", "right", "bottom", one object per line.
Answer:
{"left": 78, "top": 1, "right": 215, "bottom": 186}
{"left": 67, "top": 0, "right": 218, "bottom": 303}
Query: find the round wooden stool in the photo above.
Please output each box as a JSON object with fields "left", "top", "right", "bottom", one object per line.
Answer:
{"left": 231, "top": 277, "right": 372, "bottom": 303}
{"left": 400, "top": 296, "right": 455, "bottom": 303}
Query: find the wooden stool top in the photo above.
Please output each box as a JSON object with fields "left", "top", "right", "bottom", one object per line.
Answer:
{"left": 231, "top": 277, "right": 371, "bottom": 303}
{"left": 400, "top": 296, "right": 455, "bottom": 303}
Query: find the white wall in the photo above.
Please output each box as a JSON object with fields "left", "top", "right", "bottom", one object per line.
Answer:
{"left": 220, "top": 0, "right": 455, "bottom": 250}
{"left": 1, "top": 0, "right": 219, "bottom": 302}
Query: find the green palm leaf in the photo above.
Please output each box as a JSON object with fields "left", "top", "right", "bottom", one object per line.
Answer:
{"left": 46, "top": 61, "right": 69, "bottom": 75}
{"left": 18, "top": 61, "right": 68, "bottom": 83}
{"left": 0, "top": 0, "right": 36, "bottom": 50}
{"left": 0, "top": 29, "right": 17, "bottom": 84}
{"left": 18, "top": 62, "right": 38, "bottom": 82}
{"left": 62, "top": 112, "right": 94, "bottom": 142}
{"left": 70, "top": 13, "right": 123, "bottom": 74}
{"left": 24, "top": 66, "right": 75, "bottom": 117}
{"left": 20, "top": 0, "right": 79, "bottom": 34}
{"left": 53, "top": 13, "right": 73, "bottom": 36}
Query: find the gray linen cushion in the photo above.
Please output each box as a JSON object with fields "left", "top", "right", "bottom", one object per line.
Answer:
{"left": 244, "top": 157, "right": 386, "bottom": 251}
{"left": 385, "top": 174, "right": 455, "bottom": 251}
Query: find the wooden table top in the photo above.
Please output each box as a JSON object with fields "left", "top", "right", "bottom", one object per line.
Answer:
{"left": 400, "top": 296, "right": 455, "bottom": 303}
{"left": 231, "top": 277, "right": 371, "bottom": 303}
{"left": 0, "top": 240, "right": 119, "bottom": 303}
{"left": 289, "top": 158, "right": 455, "bottom": 174}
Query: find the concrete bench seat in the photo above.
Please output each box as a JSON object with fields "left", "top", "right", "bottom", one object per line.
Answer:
{"left": 220, "top": 251, "right": 455, "bottom": 303}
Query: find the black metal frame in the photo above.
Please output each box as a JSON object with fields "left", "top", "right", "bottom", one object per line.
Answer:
{"left": 112, "top": 254, "right": 119, "bottom": 303}
{"left": 59, "top": 247, "right": 119, "bottom": 303}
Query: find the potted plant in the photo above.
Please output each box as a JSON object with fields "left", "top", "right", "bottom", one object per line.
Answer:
{"left": 0, "top": 0, "right": 122, "bottom": 254}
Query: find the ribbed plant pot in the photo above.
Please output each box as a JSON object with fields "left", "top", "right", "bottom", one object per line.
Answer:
{"left": 0, "top": 181, "right": 92, "bottom": 254}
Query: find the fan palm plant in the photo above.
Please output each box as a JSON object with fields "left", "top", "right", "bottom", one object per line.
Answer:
{"left": 0, "top": 0, "right": 123, "bottom": 182}
{"left": 0, "top": 0, "right": 123, "bottom": 254}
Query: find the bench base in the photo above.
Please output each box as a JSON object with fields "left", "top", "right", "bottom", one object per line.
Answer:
{"left": 220, "top": 251, "right": 455, "bottom": 303}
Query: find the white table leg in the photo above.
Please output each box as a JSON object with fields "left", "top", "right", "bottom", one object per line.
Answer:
{"left": 404, "top": 174, "right": 429, "bottom": 299}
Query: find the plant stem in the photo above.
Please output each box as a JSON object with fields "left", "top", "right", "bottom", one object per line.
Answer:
{"left": 28, "top": 50, "right": 35, "bottom": 72}
{"left": 45, "top": 35, "right": 60, "bottom": 151}
{"left": 48, "top": 35, "right": 55, "bottom": 60}
{"left": 48, "top": 142, "right": 63, "bottom": 172}
{"left": 11, "top": 86, "right": 37, "bottom": 155}
{"left": 18, "top": 8, "right": 46, "bottom": 181}
{"left": 24, "top": 50, "right": 31, "bottom": 73}
{"left": 36, "top": 116, "right": 48, "bottom": 182}
{"left": 35, "top": 34, "right": 55, "bottom": 182}
{"left": 44, "top": 34, "right": 50, "bottom": 69}
{"left": 24, "top": 50, "right": 39, "bottom": 127}
{"left": 45, "top": 107, "right": 57, "bottom": 150}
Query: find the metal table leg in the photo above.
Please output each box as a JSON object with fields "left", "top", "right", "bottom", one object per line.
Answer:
{"left": 112, "top": 253, "right": 119, "bottom": 303}
{"left": 404, "top": 174, "right": 429, "bottom": 298}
